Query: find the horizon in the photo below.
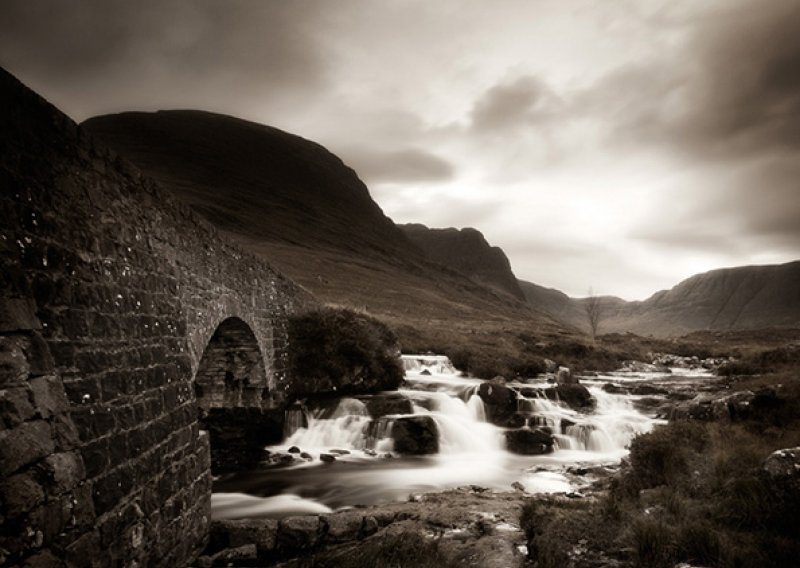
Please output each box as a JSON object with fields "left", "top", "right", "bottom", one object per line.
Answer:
{"left": 2, "top": 0, "right": 798, "bottom": 300}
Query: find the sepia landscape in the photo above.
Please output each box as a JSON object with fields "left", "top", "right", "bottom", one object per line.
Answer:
{"left": 1, "top": 1, "right": 799, "bottom": 567}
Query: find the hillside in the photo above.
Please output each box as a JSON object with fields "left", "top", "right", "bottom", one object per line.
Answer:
{"left": 521, "top": 261, "right": 800, "bottom": 337}
{"left": 399, "top": 224, "right": 525, "bottom": 300}
{"left": 82, "top": 111, "right": 568, "bottom": 361}
{"left": 83, "top": 111, "right": 410, "bottom": 260}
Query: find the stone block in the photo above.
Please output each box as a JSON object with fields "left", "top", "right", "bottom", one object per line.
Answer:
{"left": 0, "top": 420, "right": 55, "bottom": 476}
{"left": 0, "top": 298, "right": 41, "bottom": 332}
{"left": 0, "top": 470, "right": 45, "bottom": 517}
{"left": 0, "top": 386, "right": 36, "bottom": 427}
{"left": 29, "top": 376, "right": 69, "bottom": 418}
{"left": 0, "top": 336, "right": 29, "bottom": 387}
{"left": 42, "top": 451, "right": 85, "bottom": 495}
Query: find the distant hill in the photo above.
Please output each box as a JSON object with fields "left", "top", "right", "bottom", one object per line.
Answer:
{"left": 399, "top": 224, "right": 525, "bottom": 300}
{"left": 521, "top": 261, "right": 800, "bottom": 337}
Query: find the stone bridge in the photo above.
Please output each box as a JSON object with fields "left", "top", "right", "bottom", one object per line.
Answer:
{"left": 0, "top": 69, "right": 314, "bottom": 566}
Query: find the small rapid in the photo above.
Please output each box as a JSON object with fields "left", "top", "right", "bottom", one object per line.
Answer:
{"left": 212, "top": 354, "right": 708, "bottom": 519}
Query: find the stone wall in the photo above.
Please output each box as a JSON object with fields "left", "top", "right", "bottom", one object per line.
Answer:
{"left": 0, "top": 68, "right": 313, "bottom": 566}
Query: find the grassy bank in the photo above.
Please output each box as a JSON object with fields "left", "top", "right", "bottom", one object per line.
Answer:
{"left": 520, "top": 356, "right": 800, "bottom": 568}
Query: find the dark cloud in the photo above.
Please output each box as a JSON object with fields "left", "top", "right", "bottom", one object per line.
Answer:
{"left": 470, "top": 76, "right": 558, "bottom": 132}
{"left": 0, "top": 0, "right": 329, "bottom": 120}
{"left": 339, "top": 147, "right": 455, "bottom": 184}
{"left": 596, "top": 0, "right": 800, "bottom": 160}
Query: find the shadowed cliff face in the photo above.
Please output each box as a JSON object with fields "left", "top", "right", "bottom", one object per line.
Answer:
{"left": 520, "top": 261, "right": 800, "bottom": 337}
{"left": 399, "top": 224, "right": 525, "bottom": 301}
{"left": 83, "top": 111, "right": 412, "bottom": 261}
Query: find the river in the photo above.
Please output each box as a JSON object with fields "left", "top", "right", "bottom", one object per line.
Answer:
{"left": 211, "top": 354, "right": 711, "bottom": 520}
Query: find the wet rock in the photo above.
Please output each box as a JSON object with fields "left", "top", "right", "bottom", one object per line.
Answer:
{"left": 300, "top": 452, "right": 313, "bottom": 460}
{"left": 630, "top": 385, "right": 668, "bottom": 396}
{"left": 477, "top": 378, "right": 519, "bottom": 427}
{"left": 391, "top": 416, "right": 439, "bottom": 454}
{"left": 560, "top": 418, "right": 576, "bottom": 434}
{"left": 543, "top": 359, "right": 558, "bottom": 373}
{"left": 288, "top": 446, "right": 301, "bottom": 454}
{"left": 420, "top": 369, "right": 431, "bottom": 376}
{"left": 545, "top": 384, "right": 595, "bottom": 411}
{"left": 363, "top": 394, "right": 414, "bottom": 418}
{"left": 505, "top": 428, "right": 554, "bottom": 455}
{"left": 329, "top": 449, "right": 350, "bottom": 455}
{"left": 602, "top": 383, "right": 628, "bottom": 394}
{"left": 319, "top": 453, "right": 336, "bottom": 463}
{"left": 511, "top": 481, "right": 526, "bottom": 492}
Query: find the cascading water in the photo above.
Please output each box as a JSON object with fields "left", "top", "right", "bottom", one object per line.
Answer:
{"left": 212, "top": 354, "right": 706, "bottom": 519}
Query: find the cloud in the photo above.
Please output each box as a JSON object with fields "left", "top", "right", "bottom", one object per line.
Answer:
{"left": 588, "top": 0, "right": 800, "bottom": 160}
{"left": 470, "top": 76, "right": 558, "bottom": 132}
{"left": 339, "top": 147, "right": 455, "bottom": 184}
{"left": 0, "top": 0, "right": 330, "bottom": 120}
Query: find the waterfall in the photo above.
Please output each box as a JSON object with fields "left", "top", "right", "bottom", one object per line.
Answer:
{"left": 230, "top": 353, "right": 687, "bottom": 519}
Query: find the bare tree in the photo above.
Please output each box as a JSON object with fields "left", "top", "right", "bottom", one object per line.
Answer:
{"left": 585, "top": 287, "right": 603, "bottom": 342}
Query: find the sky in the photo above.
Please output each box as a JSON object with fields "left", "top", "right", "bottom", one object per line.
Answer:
{"left": 1, "top": 0, "right": 799, "bottom": 299}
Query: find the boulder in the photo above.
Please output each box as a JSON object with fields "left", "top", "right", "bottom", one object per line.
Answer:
{"left": 544, "top": 384, "right": 595, "bottom": 410}
{"left": 602, "top": 383, "right": 628, "bottom": 395}
{"left": 556, "top": 367, "right": 577, "bottom": 385}
{"left": 363, "top": 394, "right": 414, "bottom": 418}
{"left": 670, "top": 391, "right": 754, "bottom": 422}
{"left": 277, "top": 515, "right": 323, "bottom": 552}
{"left": 323, "top": 511, "right": 364, "bottom": 543}
{"left": 505, "top": 428, "right": 554, "bottom": 455}
{"left": 391, "top": 416, "right": 439, "bottom": 454}
{"left": 762, "top": 447, "right": 800, "bottom": 500}
{"left": 319, "top": 453, "right": 336, "bottom": 463}
{"left": 210, "top": 519, "right": 278, "bottom": 557}
{"left": 477, "top": 378, "right": 519, "bottom": 426}
{"left": 630, "top": 385, "right": 668, "bottom": 396}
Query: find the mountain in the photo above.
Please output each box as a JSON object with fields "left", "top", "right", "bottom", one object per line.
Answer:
{"left": 521, "top": 261, "right": 800, "bottom": 337}
{"left": 399, "top": 224, "right": 525, "bottom": 300}
{"left": 82, "top": 110, "right": 566, "bottom": 358}
{"left": 83, "top": 111, "right": 409, "bottom": 260}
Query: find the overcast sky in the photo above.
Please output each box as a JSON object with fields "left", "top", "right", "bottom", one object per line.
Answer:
{"left": 2, "top": 0, "right": 798, "bottom": 299}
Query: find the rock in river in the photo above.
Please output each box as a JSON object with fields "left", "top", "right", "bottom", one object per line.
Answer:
{"left": 505, "top": 428, "right": 554, "bottom": 455}
{"left": 391, "top": 416, "right": 439, "bottom": 454}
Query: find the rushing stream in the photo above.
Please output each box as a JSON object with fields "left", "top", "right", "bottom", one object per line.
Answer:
{"left": 211, "top": 355, "right": 711, "bottom": 520}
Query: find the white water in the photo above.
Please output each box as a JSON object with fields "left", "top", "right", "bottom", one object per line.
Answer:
{"left": 213, "top": 355, "right": 709, "bottom": 519}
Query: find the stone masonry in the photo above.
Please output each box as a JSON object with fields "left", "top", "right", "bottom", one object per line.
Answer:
{"left": 0, "top": 68, "right": 314, "bottom": 566}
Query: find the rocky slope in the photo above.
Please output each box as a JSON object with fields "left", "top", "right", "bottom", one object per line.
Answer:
{"left": 399, "top": 224, "right": 525, "bottom": 300}
{"left": 521, "top": 261, "right": 800, "bottom": 337}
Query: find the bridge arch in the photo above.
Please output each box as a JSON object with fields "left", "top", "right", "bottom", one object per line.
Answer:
{"left": 194, "top": 316, "right": 271, "bottom": 411}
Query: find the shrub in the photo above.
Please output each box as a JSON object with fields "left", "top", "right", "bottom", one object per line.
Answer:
{"left": 627, "top": 422, "right": 709, "bottom": 490}
{"left": 286, "top": 307, "right": 403, "bottom": 397}
{"left": 629, "top": 518, "right": 675, "bottom": 568}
